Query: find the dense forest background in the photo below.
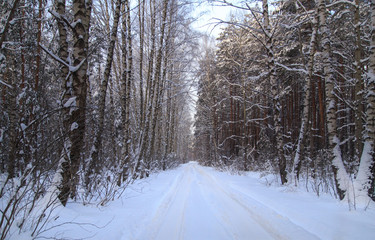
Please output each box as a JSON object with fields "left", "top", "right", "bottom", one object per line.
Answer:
{"left": 1, "top": 0, "right": 375, "bottom": 238}
{"left": 195, "top": 0, "right": 375, "bottom": 205}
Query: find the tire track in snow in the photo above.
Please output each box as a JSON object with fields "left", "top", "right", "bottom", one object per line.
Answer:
{"left": 193, "top": 164, "right": 274, "bottom": 240}
{"left": 138, "top": 164, "right": 193, "bottom": 240}
{"left": 187, "top": 165, "right": 235, "bottom": 240}
{"left": 137, "top": 162, "right": 320, "bottom": 240}
{"left": 193, "top": 164, "right": 320, "bottom": 240}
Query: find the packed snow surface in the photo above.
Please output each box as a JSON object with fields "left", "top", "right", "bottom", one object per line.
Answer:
{"left": 27, "top": 162, "right": 375, "bottom": 239}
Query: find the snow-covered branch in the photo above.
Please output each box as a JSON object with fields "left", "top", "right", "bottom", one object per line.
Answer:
{"left": 0, "top": 79, "right": 13, "bottom": 88}
{"left": 327, "top": 0, "right": 357, "bottom": 9}
{"left": 49, "top": 10, "right": 76, "bottom": 31}
{"left": 39, "top": 43, "right": 69, "bottom": 68}
{"left": 39, "top": 43, "right": 86, "bottom": 73}
{"left": 275, "top": 62, "right": 307, "bottom": 74}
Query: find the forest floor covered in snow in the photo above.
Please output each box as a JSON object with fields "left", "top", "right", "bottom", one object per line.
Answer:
{"left": 12, "top": 162, "right": 375, "bottom": 240}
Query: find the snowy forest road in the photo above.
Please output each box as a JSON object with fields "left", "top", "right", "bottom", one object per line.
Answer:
{"left": 138, "top": 162, "right": 319, "bottom": 240}
{"left": 37, "top": 161, "right": 375, "bottom": 240}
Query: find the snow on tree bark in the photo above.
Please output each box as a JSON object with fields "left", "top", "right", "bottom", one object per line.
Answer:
{"left": 354, "top": 0, "right": 364, "bottom": 161}
{"left": 57, "top": 0, "right": 92, "bottom": 206}
{"left": 318, "top": 0, "right": 350, "bottom": 201}
{"left": 0, "top": 0, "right": 20, "bottom": 49}
{"left": 54, "top": 0, "right": 71, "bottom": 206}
{"left": 136, "top": 0, "right": 169, "bottom": 177}
{"left": 292, "top": 7, "right": 318, "bottom": 183}
{"left": 355, "top": 0, "right": 375, "bottom": 205}
{"left": 263, "top": 0, "right": 287, "bottom": 184}
{"left": 86, "top": 0, "right": 122, "bottom": 188}
{"left": 149, "top": 0, "right": 171, "bottom": 162}
{"left": 118, "top": 0, "right": 133, "bottom": 184}
{"left": 138, "top": 0, "right": 145, "bottom": 127}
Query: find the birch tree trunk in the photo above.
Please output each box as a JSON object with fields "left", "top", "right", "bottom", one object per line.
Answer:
{"left": 262, "top": 0, "right": 287, "bottom": 184}
{"left": 138, "top": 0, "right": 145, "bottom": 126}
{"left": 135, "top": 0, "right": 169, "bottom": 177}
{"left": 164, "top": 63, "right": 173, "bottom": 169}
{"left": 55, "top": 0, "right": 72, "bottom": 205}
{"left": 35, "top": 0, "right": 42, "bottom": 90}
{"left": 133, "top": 0, "right": 156, "bottom": 177}
{"left": 354, "top": 0, "right": 375, "bottom": 205}
{"left": 125, "top": 0, "right": 133, "bottom": 176}
{"left": 144, "top": 0, "right": 156, "bottom": 126}
{"left": 58, "top": 0, "right": 92, "bottom": 206}
{"left": 119, "top": 6, "right": 128, "bottom": 183}
{"left": 318, "top": 0, "right": 349, "bottom": 201}
{"left": 118, "top": 0, "right": 133, "bottom": 184}
{"left": 86, "top": 0, "right": 122, "bottom": 188}
{"left": 292, "top": 7, "right": 318, "bottom": 183}
{"left": 149, "top": 0, "right": 171, "bottom": 162}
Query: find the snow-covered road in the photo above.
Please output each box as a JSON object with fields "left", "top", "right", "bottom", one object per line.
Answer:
{"left": 139, "top": 162, "right": 319, "bottom": 240}
{"left": 35, "top": 161, "right": 375, "bottom": 240}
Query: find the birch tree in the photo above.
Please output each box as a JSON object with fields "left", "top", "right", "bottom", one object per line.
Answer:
{"left": 86, "top": 0, "right": 122, "bottom": 188}
{"left": 354, "top": 0, "right": 375, "bottom": 204}
{"left": 49, "top": 0, "right": 92, "bottom": 206}
{"left": 135, "top": 0, "right": 170, "bottom": 177}
{"left": 318, "top": 0, "right": 350, "bottom": 201}
{"left": 118, "top": 0, "right": 133, "bottom": 183}
{"left": 261, "top": 0, "right": 287, "bottom": 184}
{"left": 292, "top": 1, "right": 318, "bottom": 183}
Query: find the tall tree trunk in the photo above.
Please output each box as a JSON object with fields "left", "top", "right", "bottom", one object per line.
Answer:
{"left": 135, "top": 0, "right": 169, "bottom": 177}
{"left": 58, "top": 0, "right": 92, "bottom": 206}
{"left": 35, "top": 0, "right": 42, "bottom": 90}
{"left": 19, "top": 1, "right": 25, "bottom": 89}
{"left": 164, "top": 62, "right": 173, "bottom": 168}
{"left": 242, "top": 69, "right": 248, "bottom": 170}
{"left": 125, "top": 0, "right": 133, "bottom": 176}
{"left": 71, "top": 0, "right": 91, "bottom": 200}
{"left": 119, "top": 3, "right": 128, "bottom": 183}
{"left": 138, "top": 0, "right": 145, "bottom": 126}
{"left": 292, "top": 8, "right": 318, "bottom": 183}
{"left": 318, "top": 0, "right": 349, "bottom": 201}
{"left": 144, "top": 0, "right": 156, "bottom": 126}
{"left": 118, "top": 0, "right": 133, "bottom": 184}
{"left": 149, "top": 0, "right": 171, "bottom": 161}
{"left": 354, "top": 0, "right": 364, "bottom": 161}
{"left": 6, "top": 57, "right": 18, "bottom": 179}
{"left": 55, "top": 0, "right": 71, "bottom": 206}
{"left": 354, "top": 0, "right": 375, "bottom": 204}
{"left": 134, "top": 0, "right": 156, "bottom": 176}
{"left": 86, "top": 0, "right": 122, "bottom": 187}
{"left": 109, "top": 81, "right": 118, "bottom": 164}
{"left": 317, "top": 75, "right": 325, "bottom": 148}
{"left": 148, "top": 0, "right": 169, "bottom": 161}
{"left": 263, "top": 0, "right": 287, "bottom": 184}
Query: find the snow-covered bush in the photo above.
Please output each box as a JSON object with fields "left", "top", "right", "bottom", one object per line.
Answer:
{"left": 0, "top": 165, "right": 61, "bottom": 239}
